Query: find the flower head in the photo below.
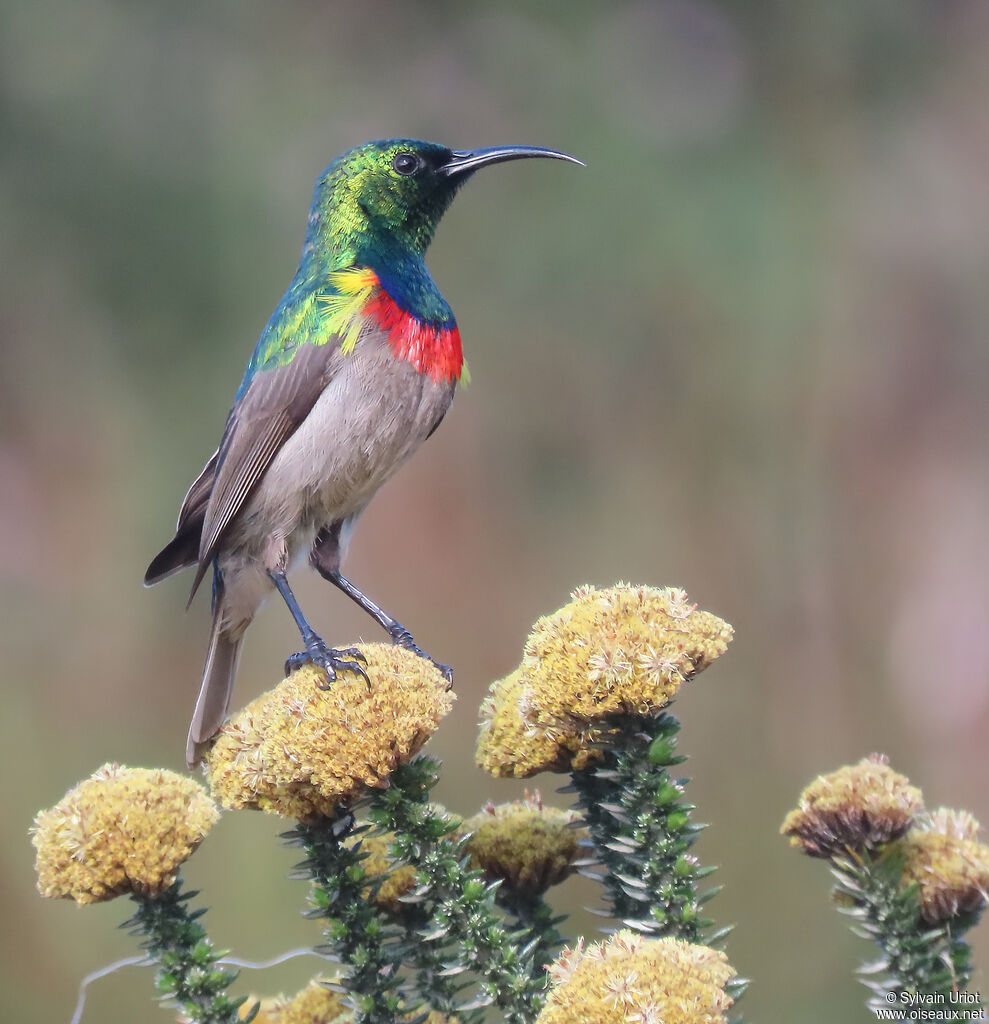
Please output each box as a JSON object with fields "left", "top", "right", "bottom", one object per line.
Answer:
{"left": 517, "top": 584, "right": 731, "bottom": 727}
{"left": 274, "top": 979, "right": 349, "bottom": 1024}
{"left": 897, "top": 810, "right": 989, "bottom": 924}
{"left": 476, "top": 667, "right": 605, "bottom": 779}
{"left": 32, "top": 763, "right": 218, "bottom": 904}
{"left": 476, "top": 585, "right": 731, "bottom": 778}
{"left": 538, "top": 930, "right": 736, "bottom": 1024}
{"left": 926, "top": 806, "right": 981, "bottom": 841}
{"left": 223, "top": 979, "right": 349, "bottom": 1024}
{"left": 462, "top": 791, "right": 583, "bottom": 897}
{"left": 781, "top": 754, "right": 923, "bottom": 858}
{"left": 205, "top": 645, "right": 454, "bottom": 821}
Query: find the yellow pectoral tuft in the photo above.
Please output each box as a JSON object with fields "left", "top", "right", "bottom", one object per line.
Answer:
{"left": 316, "top": 268, "right": 379, "bottom": 354}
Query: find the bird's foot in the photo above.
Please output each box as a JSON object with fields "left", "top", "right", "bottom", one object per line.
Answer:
{"left": 388, "top": 625, "right": 454, "bottom": 685}
{"left": 285, "top": 638, "right": 369, "bottom": 689}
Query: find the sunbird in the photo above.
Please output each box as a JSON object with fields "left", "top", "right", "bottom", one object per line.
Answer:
{"left": 145, "top": 138, "right": 582, "bottom": 766}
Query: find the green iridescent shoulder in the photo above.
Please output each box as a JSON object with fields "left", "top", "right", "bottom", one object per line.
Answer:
{"left": 239, "top": 280, "right": 341, "bottom": 388}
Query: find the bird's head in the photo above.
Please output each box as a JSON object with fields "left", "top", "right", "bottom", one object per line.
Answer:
{"left": 308, "top": 138, "right": 582, "bottom": 263}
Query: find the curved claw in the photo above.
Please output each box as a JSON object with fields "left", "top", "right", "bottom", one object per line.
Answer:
{"left": 284, "top": 650, "right": 311, "bottom": 676}
{"left": 284, "top": 640, "right": 371, "bottom": 689}
{"left": 387, "top": 625, "right": 453, "bottom": 686}
{"left": 333, "top": 646, "right": 368, "bottom": 665}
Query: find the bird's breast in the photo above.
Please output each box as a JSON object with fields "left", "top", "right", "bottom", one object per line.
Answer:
{"left": 255, "top": 332, "right": 455, "bottom": 533}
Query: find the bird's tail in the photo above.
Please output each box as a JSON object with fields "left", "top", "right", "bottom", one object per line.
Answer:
{"left": 186, "top": 607, "right": 243, "bottom": 768}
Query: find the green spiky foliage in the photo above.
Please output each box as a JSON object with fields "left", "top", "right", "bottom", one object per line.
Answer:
{"left": 567, "top": 712, "right": 748, "bottom": 1015}
{"left": 492, "top": 886, "right": 567, "bottom": 991}
{"left": 831, "top": 847, "right": 981, "bottom": 1018}
{"left": 359, "top": 836, "right": 481, "bottom": 1023}
{"left": 368, "top": 756, "right": 546, "bottom": 1024}
{"left": 287, "top": 813, "right": 408, "bottom": 1024}
{"left": 568, "top": 713, "right": 720, "bottom": 940}
{"left": 124, "top": 880, "right": 248, "bottom": 1024}
{"left": 377, "top": 893, "right": 480, "bottom": 1023}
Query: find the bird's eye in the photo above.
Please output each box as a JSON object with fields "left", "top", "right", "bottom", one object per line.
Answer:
{"left": 392, "top": 152, "right": 421, "bottom": 176}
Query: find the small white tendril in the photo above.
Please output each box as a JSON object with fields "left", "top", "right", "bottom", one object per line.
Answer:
{"left": 70, "top": 948, "right": 321, "bottom": 1024}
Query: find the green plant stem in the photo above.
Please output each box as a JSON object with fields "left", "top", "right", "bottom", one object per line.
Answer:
{"left": 378, "top": 895, "right": 481, "bottom": 1022}
{"left": 369, "top": 756, "right": 544, "bottom": 1024}
{"left": 495, "top": 888, "right": 567, "bottom": 985}
{"left": 568, "top": 712, "right": 720, "bottom": 943}
{"left": 124, "top": 880, "right": 246, "bottom": 1024}
{"left": 290, "top": 813, "right": 406, "bottom": 1024}
{"left": 832, "top": 848, "right": 981, "bottom": 1018}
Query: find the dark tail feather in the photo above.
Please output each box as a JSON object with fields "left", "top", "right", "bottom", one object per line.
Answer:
{"left": 144, "top": 527, "right": 201, "bottom": 587}
{"left": 186, "top": 608, "right": 243, "bottom": 767}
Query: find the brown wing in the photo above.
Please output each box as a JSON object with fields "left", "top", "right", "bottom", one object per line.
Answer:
{"left": 144, "top": 449, "right": 220, "bottom": 586}
{"left": 189, "top": 339, "right": 344, "bottom": 598}
{"left": 177, "top": 448, "right": 219, "bottom": 532}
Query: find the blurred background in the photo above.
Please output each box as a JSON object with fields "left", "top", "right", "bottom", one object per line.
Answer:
{"left": 3, "top": 1, "right": 989, "bottom": 1020}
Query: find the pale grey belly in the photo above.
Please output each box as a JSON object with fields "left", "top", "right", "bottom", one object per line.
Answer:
{"left": 236, "top": 351, "right": 454, "bottom": 559}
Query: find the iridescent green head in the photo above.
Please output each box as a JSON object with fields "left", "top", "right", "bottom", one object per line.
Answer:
{"left": 306, "top": 138, "right": 582, "bottom": 265}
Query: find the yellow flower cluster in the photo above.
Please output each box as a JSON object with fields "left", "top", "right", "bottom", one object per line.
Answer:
{"left": 898, "top": 810, "right": 989, "bottom": 924}
{"left": 477, "top": 584, "right": 732, "bottom": 778}
{"left": 32, "top": 763, "right": 218, "bottom": 904}
{"left": 226, "top": 983, "right": 459, "bottom": 1024}
{"left": 233, "top": 980, "right": 349, "bottom": 1024}
{"left": 462, "top": 791, "right": 583, "bottom": 897}
{"left": 780, "top": 754, "right": 923, "bottom": 858}
{"left": 476, "top": 668, "right": 604, "bottom": 778}
{"left": 204, "top": 645, "right": 454, "bottom": 821}
{"left": 537, "top": 930, "right": 736, "bottom": 1024}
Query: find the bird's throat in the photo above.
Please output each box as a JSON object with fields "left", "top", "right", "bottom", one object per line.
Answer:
{"left": 318, "top": 268, "right": 464, "bottom": 383}
{"left": 365, "top": 284, "right": 464, "bottom": 383}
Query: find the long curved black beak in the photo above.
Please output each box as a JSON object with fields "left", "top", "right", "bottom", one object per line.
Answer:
{"left": 439, "top": 145, "right": 584, "bottom": 178}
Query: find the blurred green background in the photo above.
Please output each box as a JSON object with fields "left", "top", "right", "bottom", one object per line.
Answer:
{"left": 4, "top": 1, "right": 989, "bottom": 1021}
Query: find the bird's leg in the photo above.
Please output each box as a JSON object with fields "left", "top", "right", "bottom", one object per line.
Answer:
{"left": 330, "top": 571, "right": 454, "bottom": 683}
{"left": 268, "top": 570, "right": 368, "bottom": 688}
{"left": 316, "top": 568, "right": 453, "bottom": 683}
{"left": 309, "top": 526, "right": 453, "bottom": 682}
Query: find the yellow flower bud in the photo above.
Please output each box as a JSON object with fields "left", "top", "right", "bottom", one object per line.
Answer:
{"left": 349, "top": 830, "right": 419, "bottom": 912}
{"left": 462, "top": 791, "right": 583, "bottom": 897}
{"left": 275, "top": 979, "right": 350, "bottom": 1024}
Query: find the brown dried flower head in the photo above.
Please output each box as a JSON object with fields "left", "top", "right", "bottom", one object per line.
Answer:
{"left": 32, "top": 763, "right": 219, "bottom": 905}
{"left": 781, "top": 754, "right": 923, "bottom": 858}
{"left": 462, "top": 791, "right": 584, "bottom": 897}
{"left": 204, "top": 645, "right": 454, "bottom": 821}
{"left": 898, "top": 810, "right": 989, "bottom": 924}
{"left": 538, "top": 929, "right": 736, "bottom": 1024}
